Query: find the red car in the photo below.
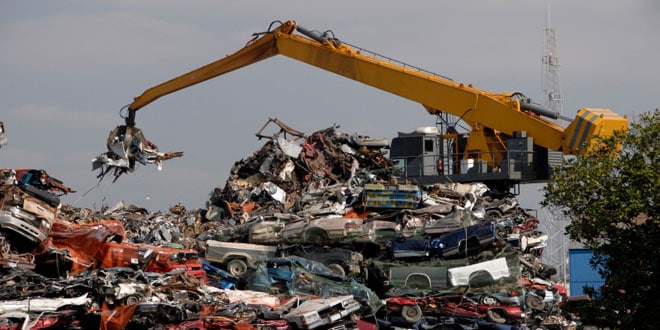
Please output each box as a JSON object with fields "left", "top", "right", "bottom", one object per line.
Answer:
{"left": 386, "top": 294, "right": 525, "bottom": 324}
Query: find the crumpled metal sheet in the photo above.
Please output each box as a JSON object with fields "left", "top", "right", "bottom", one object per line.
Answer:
{"left": 0, "top": 121, "right": 7, "bottom": 148}
{"left": 0, "top": 293, "right": 89, "bottom": 313}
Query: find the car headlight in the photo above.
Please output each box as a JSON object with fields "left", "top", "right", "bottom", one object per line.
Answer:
{"left": 41, "top": 220, "right": 52, "bottom": 232}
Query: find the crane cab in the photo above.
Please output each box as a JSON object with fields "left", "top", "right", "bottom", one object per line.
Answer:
{"left": 389, "top": 127, "right": 563, "bottom": 194}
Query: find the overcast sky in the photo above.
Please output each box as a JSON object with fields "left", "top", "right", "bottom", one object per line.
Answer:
{"left": 1, "top": 1, "right": 658, "bottom": 213}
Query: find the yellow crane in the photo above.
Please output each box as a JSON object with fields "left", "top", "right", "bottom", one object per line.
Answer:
{"left": 99, "top": 20, "right": 628, "bottom": 191}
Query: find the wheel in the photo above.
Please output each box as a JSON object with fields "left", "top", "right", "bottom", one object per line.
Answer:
{"left": 401, "top": 304, "right": 423, "bottom": 324}
{"left": 528, "top": 325, "right": 549, "bottom": 330}
{"left": 486, "top": 308, "right": 508, "bottom": 324}
{"left": 239, "top": 309, "right": 258, "bottom": 322}
{"left": 479, "top": 295, "right": 498, "bottom": 305}
{"left": 525, "top": 295, "right": 546, "bottom": 311}
{"left": 303, "top": 228, "right": 329, "bottom": 245}
{"left": 468, "top": 270, "right": 494, "bottom": 287}
{"left": 0, "top": 236, "right": 11, "bottom": 256}
{"left": 326, "top": 263, "right": 346, "bottom": 277}
{"left": 124, "top": 294, "right": 143, "bottom": 306}
{"left": 485, "top": 209, "right": 503, "bottom": 221}
{"left": 226, "top": 259, "right": 249, "bottom": 277}
{"left": 521, "top": 269, "right": 534, "bottom": 278}
{"left": 268, "top": 282, "right": 287, "bottom": 295}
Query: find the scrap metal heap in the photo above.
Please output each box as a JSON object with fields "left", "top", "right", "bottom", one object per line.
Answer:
{"left": 0, "top": 121, "right": 578, "bottom": 329}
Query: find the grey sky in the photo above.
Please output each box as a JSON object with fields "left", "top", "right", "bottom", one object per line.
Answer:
{"left": 1, "top": 1, "right": 658, "bottom": 213}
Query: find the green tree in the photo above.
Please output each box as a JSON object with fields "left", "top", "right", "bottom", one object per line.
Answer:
{"left": 543, "top": 109, "right": 659, "bottom": 329}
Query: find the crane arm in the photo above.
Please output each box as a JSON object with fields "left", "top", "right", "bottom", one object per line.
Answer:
{"left": 125, "top": 21, "right": 295, "bottom": 124}
{"left": 124, "top": 20, "right": 627, "bottom": 155}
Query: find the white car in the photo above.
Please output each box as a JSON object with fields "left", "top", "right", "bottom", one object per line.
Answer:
{"left": 448, "top": 257, "right": 511, "bottom": 287}
{"left": 284, "top": 295, "right": 361, "bottom": 330}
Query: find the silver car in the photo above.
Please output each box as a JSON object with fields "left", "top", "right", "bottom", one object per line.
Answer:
{"left": 279, "top": 216, "right": 364, "bottom": 245}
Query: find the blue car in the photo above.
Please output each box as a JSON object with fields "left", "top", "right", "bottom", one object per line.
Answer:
{"left": 248, "top": 256, "right": 383, "bottom": 312}
{"left": 390, "top": 220, "right": 496, "bottom": 260}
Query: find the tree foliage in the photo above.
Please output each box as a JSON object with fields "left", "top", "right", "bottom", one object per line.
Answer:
{"left": 543, "top": 109, "right": 659, "bottom": 329}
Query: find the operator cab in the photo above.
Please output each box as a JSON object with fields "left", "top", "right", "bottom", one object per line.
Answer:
{"left": 389, "top": 127, "right": 562, "bottom": 195}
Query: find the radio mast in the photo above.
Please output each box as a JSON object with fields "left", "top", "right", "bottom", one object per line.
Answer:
{"left": 540, "top": 4, "right": 570, "bottom": 285}
{"left": 542, "top": 6, "right": 563, "bottom": 115}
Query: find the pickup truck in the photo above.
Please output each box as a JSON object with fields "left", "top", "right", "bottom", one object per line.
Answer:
{"left": 389, "top": 220, "right": 496, "bottom": 260}
{"left": 387, "top": 253, "right": 518, "bottom": 290}
{"left": 202, "top": 240, "right": 278, "bottom": 277}
{"left": 387, "top": 265, "right": 450, "bottom": 290}
{"left": 448, "top": 257, "right": 511, "bottom": 287}
{"left": 202, "top": 239, "right": 366, "bottom": 279}
{"left": 277, "top": 245, "right": 364, "bottom": 276}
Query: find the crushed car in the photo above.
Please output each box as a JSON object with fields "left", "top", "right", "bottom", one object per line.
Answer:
{"left": 388, "top": 219, "right": 497, "bottom": 260}
{"left": 202, "top": 240, "right": 278, "bottom": 277}
{"left": 279, "top": 216, "right": 364, "bottom": 246}
{"left": 284, "top": 295, "right": 361, "bottom": 330}
{"left": 0, "top": 168, "right": 73, "bottom": 269}
{"left": 384, "top": 293, "right": 525, "bottom": 325}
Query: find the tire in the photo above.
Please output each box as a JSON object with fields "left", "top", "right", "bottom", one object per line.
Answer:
{"left": 303, "top": 228, "right": 329, "bottom": 245}
{"left": 521, "top": 269, "right": 533, "bottom": 279}
{"left": 486, "top": 308, "right": 508, "bottom": 324}
{"left": 479, "top": 295, "right": 498, "bottom": 305}
{"left": 124, "top": 294, "right": 143, "bottom": 306}
{"left": 326, "top": 263, "right": 346, "bottom": 277}
{"left": 268, "top": 282, "right": 287, "bottom": 295}
{"left": 525, "top": 295, "right": 546, "bottom": 311}
{"left": 226, "top": 259, "right": 249, "bottom": 277}
{"left": 0, "top": 236, "right": 11, "bottom": 256}
{"left": 528, "top": 325, "right": 549, "bottom": 330}
{"left": 401, "top": 304, "right": 423, "bottom": 324}
{"left": 468, "top": 270, "right": 494, "bottom": 287}
{"left": 240, "top": 309, "right": 258, "bottom": 322}
{"left": 485, "top": 209, "right": 503, "bottom": 221}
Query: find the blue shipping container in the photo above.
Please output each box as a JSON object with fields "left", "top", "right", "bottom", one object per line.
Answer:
{"left": 568, "top": 249, "right": 605, "bottom": 296}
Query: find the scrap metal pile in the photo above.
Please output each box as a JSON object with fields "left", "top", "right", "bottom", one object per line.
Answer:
{"left": 0, "top": 120, "right": 578, "bottom": 330}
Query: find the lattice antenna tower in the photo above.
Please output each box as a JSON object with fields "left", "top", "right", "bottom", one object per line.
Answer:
{"left": 542, "top": 6, "right": 563, "bottom": 115}
{"left": 538, "top": 5, "right": 571, "bottom": 285}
